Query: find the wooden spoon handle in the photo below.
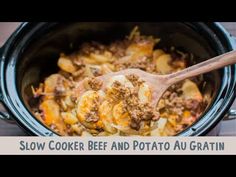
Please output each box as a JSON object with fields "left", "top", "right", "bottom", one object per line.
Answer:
{"left": 166, "top": 50, "right": 236, "bottom": 85}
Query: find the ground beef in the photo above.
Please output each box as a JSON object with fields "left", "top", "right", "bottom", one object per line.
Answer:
{"left": 109, "top": 78, "right": 158, "bottom": 130}
{"left": 80, "top": 42, "right": 102, "bottom": 55}
{"left": 90, "top": 67, "right": 103, "bottom": 77}
{"left": 108, "top": 40, "right": 130, "bottom": 58}
{"left": 85, "top": 97, "right": 100, "bottom": 123}
{"left": 87, "top": 77, "right": 103, "bottom": 91}
{"left": 114, "top": 56, "right": 156, "bottom": 73}
{"left": 160, "top": 90, "right": 185, "bottom": 116}
{"left": 54, "top": 76, "right": 67, "bottom": 97}
{"left": 126, "top": 74, "right": 144, "bottom": 87}
{"left": 107, "top": 81, "right": 128, "bottom": 101}
{"left": 130, "top": 119, "right": 141, "bottom": 130}
{"left": 73, "top": 57, "right": 85, "bottom": 68}
{"left": 85, "top": 111, "right": 99, "bottom": 122}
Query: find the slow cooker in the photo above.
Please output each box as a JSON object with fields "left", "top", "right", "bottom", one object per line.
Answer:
{"left": 0, "top": 22, "right": 235, "bottom": 136}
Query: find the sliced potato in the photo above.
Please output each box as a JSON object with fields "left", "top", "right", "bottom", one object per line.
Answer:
{"left": 61, "top": 112, "right": 78, "bottom": 125}
{"left": 150, "top": 118, "right": 167, "bottom": 136}
{"left": 81, "top": 56, "right": 98, "bottom": 65}
{"left": 167, "top": 115, "right": 178, "bottom": 127}
{"left": 113, "top": 101, "right": 130, "bottom": 128}
{"left": 71, "top": 124, "right": 83, "bottom": 135}
{"left": 99, "top": 101, "right": 117, "bottom": 133}
{"left": 97, "top": 131, "right": 112, "bottom": 136}
{"left": 97, "top": 90, "right": 106, "bottom": 99}
{"left": 90, "top": 53, "right": 111, "bottom": 64}
{"left": 155, "top": 54, "right": 173, "bottom": 74}
{"left": 182, "top": 79, "right": 203, "bottom": 101}
{"left": 44, "top": 74, "right": 61, "bottom": 93}
{"left": 183, "top": 110, "right": 191, "bottom": 118}
{"left": 58, "top": 57, "right": 77, "bottom": 73}
{"left": 157, "top": 118, "right": 167, "bottom": 132}
{"left": 63, "top": 93, "right": 75, "bottom": 108}
{"left": 150, "top": 125, "right": 161, "bottom": 136}
{"left": 138, "top": 83, "right": 151, "bottom": 103}
{"left": 157, "top": 99, "right": 165, "bottom": 110}
{"left": 103, "top": 51, "right": 113, "bottom": 59}
{"left": 40, "top": 99, "right": 60, "bottom": 125}
{"left": 106, "top": 75, "right": 134, "bottom": 89}
{"left": 153, "top": 49, "right": 165, "bottom": 59}
{"left": 77, "top": 90, "right": 104, "bottom": 130}
{"left": 126, "top": 42, "right": 154, "bottom": 58}
{"left": 101, "top": 63, "right": 115, "bottom": 74}
{"left": 81, "top": 131, "right": 93, "bottom": 137}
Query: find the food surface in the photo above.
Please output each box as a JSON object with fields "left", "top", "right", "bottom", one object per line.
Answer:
{"left": 32, "top": 27, "right": 206, "bottom": 136}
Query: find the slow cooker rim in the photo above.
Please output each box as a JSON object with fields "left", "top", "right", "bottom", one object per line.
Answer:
{"left": 1, "top": 22, "right": 236, "bottom": 136}
{"left": 0, "top": 22, "right": 57, "bottom": 136}
{"left": 177, "top": 22, "right": 236, "bottom": 136}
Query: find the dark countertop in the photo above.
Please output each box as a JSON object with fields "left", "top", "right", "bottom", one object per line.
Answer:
{"left": 0, "top": 22, "right": 235, "bottom": 136}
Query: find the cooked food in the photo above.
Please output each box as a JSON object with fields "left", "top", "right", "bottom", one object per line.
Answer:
{"left": 32, "top": 26, "right": 206, "bottom": 136}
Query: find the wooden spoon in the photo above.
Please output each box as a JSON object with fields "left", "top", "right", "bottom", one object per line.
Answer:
{"left": 75, "top": 50, "right": 236, "bottom": 106}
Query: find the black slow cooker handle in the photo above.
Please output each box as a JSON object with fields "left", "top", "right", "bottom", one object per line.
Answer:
{"left": 0, "top": 112, "right": 11, "bottom": 121}
{"left": 0, "top": 46, "right": 14, "bottom": 122}
{"left": 224, "top": 109, "right": 236, "bottom": 120}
